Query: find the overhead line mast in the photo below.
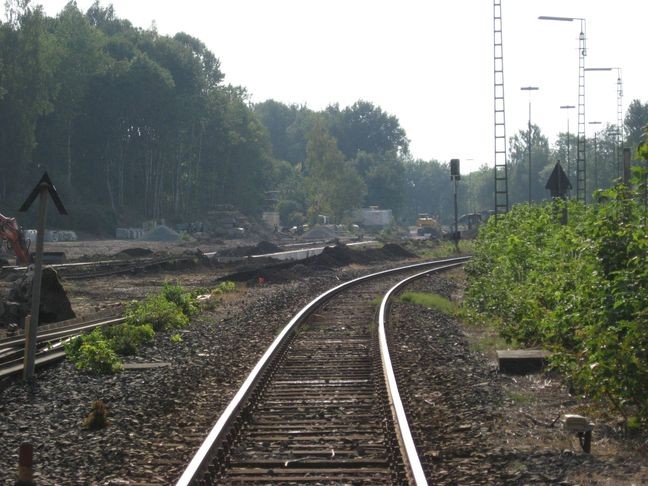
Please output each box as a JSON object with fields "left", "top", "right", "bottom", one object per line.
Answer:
{"left": 493, "top": 0, "right": 509, "bottom": 218}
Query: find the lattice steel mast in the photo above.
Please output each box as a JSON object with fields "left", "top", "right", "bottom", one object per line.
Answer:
{"left": 576, "top": 20, "right": 587, "bottom": 203}
{"left": 616, "top": 69, "right": 624, "bottom": 177}
{"left": 493, "top": 0, "right": 509, "bottom": 217}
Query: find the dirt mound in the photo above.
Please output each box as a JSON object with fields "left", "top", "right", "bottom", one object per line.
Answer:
{"left": 219, "top": 243, "right": 416, "bottom": 285}
{"left": 138, "top": 225, "right": 180, "bottom": 242}
{"left": 381, "top": 243, "right": 417, "bottom": 258}
{"left": 219, "top": 241, "right": 283, "bottom": 257}
{"left": 252, "top": 241, "right": 282, "bottom": 255}
{"left": 115, "top": 248, "right": 155, "bottom": 258}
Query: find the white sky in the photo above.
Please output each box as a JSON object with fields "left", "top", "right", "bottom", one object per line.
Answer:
{"left": 35, "top": 0, "right": 647, "bottom": 174}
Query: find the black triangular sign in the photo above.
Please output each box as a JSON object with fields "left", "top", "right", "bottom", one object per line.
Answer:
{"left": 19, "top": 172, "right": 68, "bottom": 215}
{"left": 545, "top": 162, "right": 571, "bottom": 198}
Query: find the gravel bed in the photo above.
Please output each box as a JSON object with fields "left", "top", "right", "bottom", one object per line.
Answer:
{"left": 0, "top": 270, "right": 353, "bottom": 484}
{"left": 1, "top": 262, "right": 646, "bottom": 484}
{"left": 389, "top": 273, "right": 648, "bottom": 485}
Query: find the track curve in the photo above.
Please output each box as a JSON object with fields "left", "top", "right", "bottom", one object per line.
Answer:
{"left": 178, "top": 257, "right": 468, "bottom": 485}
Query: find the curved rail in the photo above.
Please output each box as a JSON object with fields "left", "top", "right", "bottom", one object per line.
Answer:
{"left": 378, "top": 262, "right": 464, "bottom": 485}
{"left": 177, "top": 256, "right": 469, "bottom": 485}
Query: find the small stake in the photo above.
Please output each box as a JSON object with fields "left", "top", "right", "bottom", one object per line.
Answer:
{"left": 16, "top": 442, "right": 35, "bottom": 485}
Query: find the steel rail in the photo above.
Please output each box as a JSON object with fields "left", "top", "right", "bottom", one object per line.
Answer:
{"left": 0, "top": 316, "right": 125, "bottom": 349}
{"left": 379, "top": 261, "right": 465, "bottom": 485}
{"left": 176, "top": 256, "right": 469, "bottom": 485}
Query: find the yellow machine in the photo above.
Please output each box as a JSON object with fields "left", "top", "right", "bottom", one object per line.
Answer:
{"left": 416, "top": 214, "right": 441, "bottom": 237}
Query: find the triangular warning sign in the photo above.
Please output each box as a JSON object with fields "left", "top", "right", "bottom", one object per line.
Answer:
{"left": 545, "top": 162, "right": 571, "bottom": 198}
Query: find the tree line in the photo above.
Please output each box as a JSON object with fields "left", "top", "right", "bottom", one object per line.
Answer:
{"left": 1, "top": 1, "right": 646, "bottom": 233}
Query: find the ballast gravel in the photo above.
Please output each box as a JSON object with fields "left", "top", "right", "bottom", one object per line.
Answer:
{"left": 0, "top": 263, "right": 646, "bottom": 485}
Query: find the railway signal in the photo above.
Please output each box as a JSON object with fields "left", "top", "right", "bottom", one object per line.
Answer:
{"left": 18, "top": 172, "right": 68, "bottom": 381}
{"left": 450, "top": 159, "right": 461, "bottom": 251}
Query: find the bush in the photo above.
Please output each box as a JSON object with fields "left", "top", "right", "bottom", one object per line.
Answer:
{"left": 68, "top": 329, "right": 123, "bottom": 374}
{"left": 126, "top": 294, "right": 189, "bottom": 331}
{"left": 162, "top": 282, "right": 198, "bottom": 316}
{"left": 465, "top": 175, "right": 647, "bottom": 423}
{"left": 103, "top": 323, "right": 155, "bottom": 355}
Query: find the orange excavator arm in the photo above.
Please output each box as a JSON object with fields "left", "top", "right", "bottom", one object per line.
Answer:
{"left": 0, "top": 212, "right": 30, "bottom": 265}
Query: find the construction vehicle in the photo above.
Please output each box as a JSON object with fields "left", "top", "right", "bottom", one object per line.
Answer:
{"left": 416, "top": 213, "right": 441, "bottom": 237}
{"left": 0, "top": 212, "right": 31, "bottom": 264}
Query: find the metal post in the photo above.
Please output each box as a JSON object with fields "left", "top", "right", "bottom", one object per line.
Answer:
{"left": 528, "top": 101, "right": 532, "bottom": 203}
{"left": 453, "top": 177, "right": 459, "bottom": 251}
{"left": 521, "top": 86, "right": 539, "bottom": 203}
{"left": 23, "top": 185, "right": 48, "bottom": 381}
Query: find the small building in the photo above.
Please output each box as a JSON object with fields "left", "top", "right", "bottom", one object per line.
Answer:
{"left": 353, "top": 207, "right": 393, "bottom": 227}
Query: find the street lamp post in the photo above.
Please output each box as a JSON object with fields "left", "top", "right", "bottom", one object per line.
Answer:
{"left": 539, "top": 15, "right": 587, "bottom": 203}
{"left": 560, "top": 105, "right": 576, "bottom": 182}
{"left": 521, "top": 86, "right": 539, "bottom": 203}
{"left": 589, "top": 121, "right": 602, "bottom": 190}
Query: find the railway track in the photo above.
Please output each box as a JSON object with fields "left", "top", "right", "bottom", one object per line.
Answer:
{"left": 0, "top": 313, "right": 125, "bottom": 379}
{"left": 178, "top": 257, "right": 468, "bottom": 485}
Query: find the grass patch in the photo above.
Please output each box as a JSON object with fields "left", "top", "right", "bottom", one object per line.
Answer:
{"left": 398, "top": 291, "right": 459, "bottom": 316}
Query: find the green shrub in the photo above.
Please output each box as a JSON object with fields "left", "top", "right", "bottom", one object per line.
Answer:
{"left": 103, "top": 323, "right": 155, "bottom": 355}
{"left": 126, "top": 294, "right": 189, "bottom": 331}
{"left": 69, "top": 329, "right": 123, "bottom": 374}
{"left": 217, "top": 281, "right": 236, "bottom": 293}
{"left": 465, "top": 174, "right": 647, "bottom": 423}
{"left": 170, "top": 333, "right": 183, "bottom": 343}
{"left": 162, "top": 282, "right": 198, "bottom": 316}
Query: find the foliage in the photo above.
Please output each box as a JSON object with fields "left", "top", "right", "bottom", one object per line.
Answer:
{"left": 465, "top": 177, "right": 648, "bottom": 422}
{"left": 65, "top": 328, "right": 123, "bottom": 374}
{"left": 399, "top": 291, "right": 460, "bottom": 316}
{"left": 125, "top": 293, "right": 189, "bottom": 331}
{"left": 66, "top": 283, "right": 200, "bottom": 373}
{"left": 217, "top": 281, "right": 236, "bottom": 293}
{"left": 102, "top": 322, "right": 154, "bottom": 355}
{"left": 304, "top": 121, "right": 366, "bottom": 223}
{"left": 170, "top": 333, "right": 182, "bottom": 344}
{"left": 162, "top": 282, "right": 198, "bottom": 316}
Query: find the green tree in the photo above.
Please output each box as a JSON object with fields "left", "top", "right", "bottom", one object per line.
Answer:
{"left": 625, "top": 99, "right": 648, "bottom": 152}
{"left": 508, "top": 124, "right": 550, "bottom": 204}
{"left": 0, "top": 4, "right": 55, "bottom": 202}
{"left": 304, "top": 121, "right": 365, "bottom": 222}
{"left": 326, "top": 100, "right": 409, "bottom": 160}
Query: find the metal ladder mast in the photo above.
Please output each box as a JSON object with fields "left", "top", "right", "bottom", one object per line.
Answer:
{"left": 616, "top": 70, "right": 623, "bottom": 177}
{"left": 576, "top": 23, "right": 587, "bottom": 203}
{"left": 493, "top": 0, "right": 509, "bottom": 217}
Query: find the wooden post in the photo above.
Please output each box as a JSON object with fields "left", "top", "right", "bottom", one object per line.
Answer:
{"left": 23, "top": 185, "right": 48, "bottom": 381}
{"left": 18, "top": 172, "right": 67, "bottom": 382}
{"left": 16, "top": 442, "right": 35, "bottom": 485}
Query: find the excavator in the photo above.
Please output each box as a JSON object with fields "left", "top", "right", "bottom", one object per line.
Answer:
{"left": 0, "top": 212, "right": 31, "bottom": 265}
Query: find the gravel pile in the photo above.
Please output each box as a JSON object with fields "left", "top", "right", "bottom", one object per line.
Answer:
{"left": 138, "top": 225, "right": 180, "bottom": 242}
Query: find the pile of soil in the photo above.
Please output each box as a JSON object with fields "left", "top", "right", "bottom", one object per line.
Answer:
{"left": 114, "top": 248, "right": 155, "bottom": 258}
{"left": 220, "top": 243, "right": 418, "bottom": 285}
{"left": 219, "top": 240, "right": 282, "bottom": 257}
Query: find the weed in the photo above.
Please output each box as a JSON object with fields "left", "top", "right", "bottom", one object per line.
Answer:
{"left": 399, "top": 291, "right": 459, "bottom": 316}
{"left": 83, "top": 400, "right": 109, "bottom": 429}
{"left": 170, "top": 333, "right": 183, "bottom": 344}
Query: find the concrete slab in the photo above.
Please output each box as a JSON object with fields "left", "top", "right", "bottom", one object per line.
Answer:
{"left": 496, "top": 349, "right": 550, "bottom": 374}
{"left": 123, "top": 362, "right": 171, "bottom": 370}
